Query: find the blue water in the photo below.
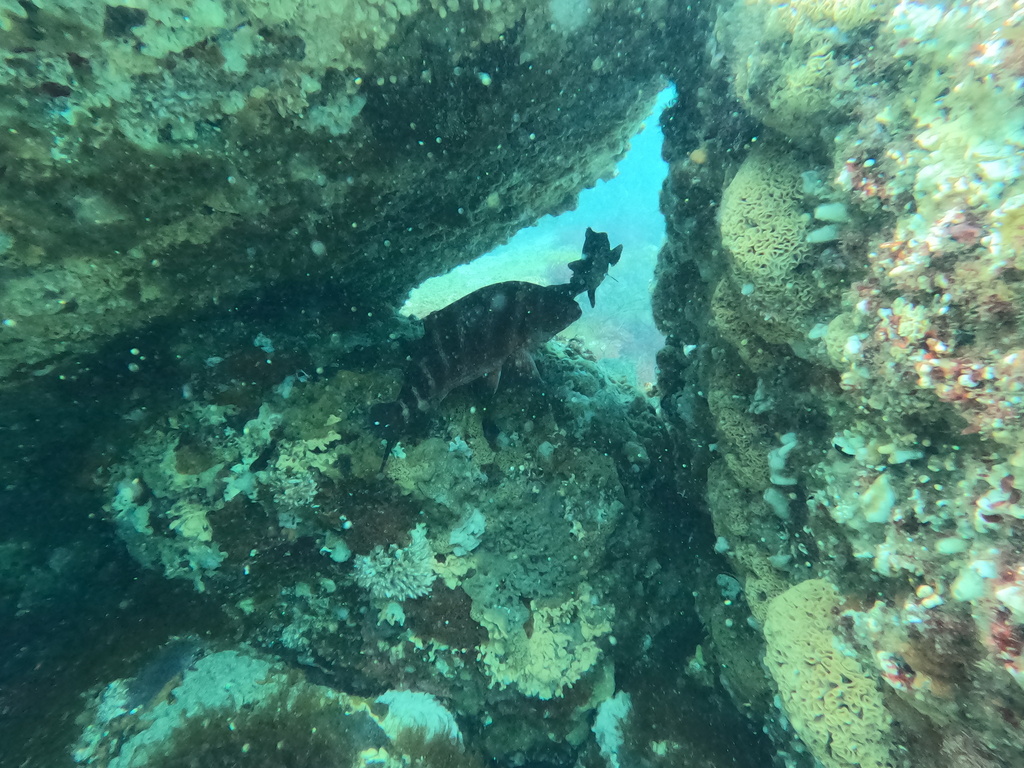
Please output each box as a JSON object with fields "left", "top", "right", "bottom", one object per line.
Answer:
{"left": 405, "top": 86, "right": 675, "bottom": 386}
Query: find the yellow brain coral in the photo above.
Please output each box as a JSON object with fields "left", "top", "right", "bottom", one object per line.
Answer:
{"left": 707, "top": 373, "right": 771, "bottom": 492}
{"left": 719, "top": 141, "right": 818, "bottom": 343}
{"left": 710, "top": 278, "right": 777, "bottom": 373}
{"left": 707, "top": 460, "right": 753, "bottom": 540}
{"left": 763, "top": 579, "right": 894, "bottom": 768}
{"left": 721, "top": 141, "right": 810, "bottom": 285}
{"left": 736, "top": 545, "right": 791, "bottom": 624}
{"left": 759, "top": 39, "right": 837, "bottom": 139}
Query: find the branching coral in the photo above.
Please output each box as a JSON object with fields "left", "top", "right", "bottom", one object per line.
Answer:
{"left": 353, "top": 523, "right": 436, "bottom": 602}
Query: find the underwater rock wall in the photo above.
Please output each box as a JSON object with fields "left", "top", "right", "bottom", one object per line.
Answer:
{"left": 73, "top": 646, "right": 484, "bottom": 768}
{"left": 0, "top": 0, "right": 671, "bottom": 382}
{"left": 3, "top": 2, "right": 773, "bottom": 765}
{"left": 70, "top": 303, "right": 701, "bottom": 765}
{"left": 10, "top": 0, "right": 1024, "bottom": 765}
{"left": 656, "top": 0, "right": 1024, "bottom": 766}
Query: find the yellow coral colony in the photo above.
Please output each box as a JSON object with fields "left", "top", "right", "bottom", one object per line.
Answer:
{"left": 710, "top": 278, "right": 777, "bottom": 373}
{"left": 477, "top": 587, "right": 612, "bottom": 700}
{"left": 719, "top": 141, "right": 815, "bottom": 344}
{"left": 706, "top": 379, "right": 772, "bottom": 492}
{"left": 763, "top": 579, "right": 893, "bottom": 768}
{"left": 737, "top": 0, "right": 895, "bottom": 138}
{"left": 764, "top": 0, "right": 895, "bottom": 36}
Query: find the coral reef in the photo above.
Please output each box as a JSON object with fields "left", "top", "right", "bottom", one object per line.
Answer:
{"left": 77, "top": 307, "right": 684, "bottom": 762}
{"left": 8, "top": 0, "right": 1024, "bottom": 765}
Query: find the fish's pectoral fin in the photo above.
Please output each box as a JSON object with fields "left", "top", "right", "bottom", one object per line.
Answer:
{"left": 587, "top": 288, "right": 597, "bottom": 307}
{"left": 480, "top": 365, "right": 504, "bottom": 397}
{"left": 609, "top": 244, "right": 623, "bottom": 265}
{"left": 508, "top": 348, "right": 540, "bottom": 380}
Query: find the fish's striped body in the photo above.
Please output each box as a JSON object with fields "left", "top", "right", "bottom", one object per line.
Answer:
{"left": 370, "top": 229, "right": 622, "bottom": 470}
{"left": 403, "top": 281, "right": 580, "bottom": 413}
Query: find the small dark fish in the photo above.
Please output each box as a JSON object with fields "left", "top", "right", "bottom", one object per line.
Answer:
{"left": 567, "top": 227, "right": 622, "bottom": 307}
{"left": 370, "top": 281, "right": 581, "bottom": 469}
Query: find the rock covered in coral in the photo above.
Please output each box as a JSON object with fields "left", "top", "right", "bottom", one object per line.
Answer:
{"left": 0, "top": 0, "right": 673, "bottom": 382}
{"left": 11, "top": 0, "right": 1024, "bottom": 764}
{"left": 72, "top": 645, "right": 481, "bottom": 768}
{"left": 654, "top": 0, "right": 1024, "bottom": 766}
{"left": 763, "top": 579, "right": 892, "bottom": 768}
{"left": 95, "top": 308, "right": 677, "bottom": 760}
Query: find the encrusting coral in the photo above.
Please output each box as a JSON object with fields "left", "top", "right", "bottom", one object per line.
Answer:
{"left": 706, "top": 371, "right": 771, "bottom": 492}
{"left": 72, "top": 647, "right": 483, "bottom": 768}
{"left": 710, "top": 278, "right": 778, "bottom": 374}
{"left": 476, "top": 585, "right": 613, "bottom": 700}
{"left": 81, "top": 300, "right": 676, "bottom": 763}
{"left": 763, "top": 0, "right": 895, "bottom": 35}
